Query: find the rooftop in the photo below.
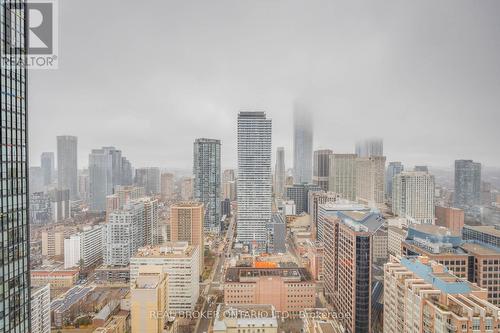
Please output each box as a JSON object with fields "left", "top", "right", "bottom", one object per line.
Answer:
{"left": 464, "top": 224, "right": 500, "bottom": 238}
{"left": 400, "top": 257, "right": 478, "bottom": 294}
{"left": 132, "top": 242, "right": 196, "bottom": 258}
{"left": 225, "top": 267, "right": 312, "bottom": 283}
{"left": 51, "top": 285, "right": 95, "bottom": 313}
{"left": 461, "top": 241, "right": 500, "bottom": 256}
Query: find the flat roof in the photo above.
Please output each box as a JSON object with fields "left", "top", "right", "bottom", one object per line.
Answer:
{"left": 400, "top": 257, "right": 477, "bottom": 294}
{"left": 225, "top": 267, "right": 312, "bottom": 283}
{"left": 461, "top": 242, "right": 500, "bottom": 256}
{"left": 464, "top": 225, "right": 500, "bottom": 238}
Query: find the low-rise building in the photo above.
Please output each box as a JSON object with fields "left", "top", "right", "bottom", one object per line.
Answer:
{"left": 213, "top": 304, "right": 278, "bottom": 333}
{"left": 224, "top": 267, "right": 315, "bottom": 316}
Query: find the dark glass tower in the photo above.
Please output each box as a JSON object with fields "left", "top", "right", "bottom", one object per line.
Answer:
{"left": 1, "top": 0, "right": 31, "bottom": 332}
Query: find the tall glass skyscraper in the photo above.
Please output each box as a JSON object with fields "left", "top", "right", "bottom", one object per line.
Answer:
{"left": 1, "top": 1, "right": 31, "bottom": 331}
{"left": 57, "top": 135, "right": 78, "bottom": 200}
{"left": 237, "top": 112, "right": 272, "bottom": 249}
{"left": 293, "top": 105, "right": 313, "bottom": 184}
{"left": 454, "top": 159, "right": 481, "bottom": 209}
{"left": 355, "top": 137, "right": 383, "bottom": 157}
{"left": 193, "top": 138, "right": 221, "bottom": 233}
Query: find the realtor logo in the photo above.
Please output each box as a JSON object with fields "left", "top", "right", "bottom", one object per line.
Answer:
{"left": 2, "top": 0, "right": 58, "bottom": 69}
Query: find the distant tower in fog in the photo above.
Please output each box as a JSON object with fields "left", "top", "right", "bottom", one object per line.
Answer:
{"left": 454, "top": 160, "right": 481, "bottom": 210}
{"left": 41, "top": 152, "right": 55, "bottom": 186}
{"left": 293, "top": 105, "right": 313, "bottom": 184}
{"left": 355, "top": 137, "right": 383, "bottom": 157}
{"left": 57, "top": 135, "right": 78, "bottom": 200}
{"left": 274, "top": 147, "right": 286, "bottom": 198}
{"left": 386, "top": 161, "right": 404, "bottom": 200}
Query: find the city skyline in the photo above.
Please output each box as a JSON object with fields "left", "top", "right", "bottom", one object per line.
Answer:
{"left": 29, "top": 0, "right": 500, "bottom": 169}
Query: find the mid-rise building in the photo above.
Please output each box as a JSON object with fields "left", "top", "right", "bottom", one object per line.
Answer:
{"left": 30, "top": 192, "right": 52, "bottom": 224}
{"left": 193, "top": 138, "right": 222, "bottom": 233}
{"left": 293, "top": 105, "right": 313, "bottom": 184}
{"left": 130, "top": 266, "right": 168, "bottom": 333}
{"left": 316, "top": 200, "right": 370, "bottom": 242}
{"left": 213, "top": 304, "right": 278, "bottom": 333}
{"left": 115, "top": 185, "right": 145, "bottom": 208}
{"left": 328, "top": 154, "right": 357, "bottom": 201}
{"left": 387, "top": 225, "right": 407, "bottom": 257}
{"left": 435, "top": 206, "right": 464, "bottom": 234}
{"left": 64, "top": 225, "right": 103, "bottom": 269}
{"left": 454, "top": 159, "right": 481, "bottom": 210}
{"left": 104, "top": 202, "right": 145, "bottom": 266}
{"left": 385, "top": 161, "right": 403, "bottom": 200}
{"left": 135, "top": 167, "right": 161, "bottom": 195}
{"left": 42, "top": 227, "right": 67, "bottom": 259}
{"left": 30, "top": 285, "right": 51, "bottom": 333}
{"left": 401, "top": 224, "right": 469, "bottom": 279}
{"left": 170, "top": 202, "right": 204, "bottom": 273}
{"left": 384, "top": 256, "right": 500, "bottom": 333}
{"left": 274, "top": 147, "right": 286, "bottom": 198}
{"left": 49, "top": 188, "right": 70, "bottom": 222}
{"left": 130, "top": 242, "right": 200, "bottom": 313}
{"left": 308, "top": 191, "right": 340, "bottom": 240}
{"left": 237, "top": 111, "right": 272, "bottom": 249}
{"left": 463, "top": 225, "right": 500, "bottom": 248}
{"left": 461, "top": 242, "right": 500, "bottom": 306}
{"left": 266, "top": 214, "right": 286, "bottom": 253}
{"left": 285, "top": 183, "right": 322, "bottom": 215}
{"left": 313, "top": 149, "right": 332, "bottom": 191}
{"left": 392, "top": 171, "right": 435, "bottom": 224}
{"left": 137, "top": 197, "right": 160, "bottom": 246}
{"left": 57, "top": 135, "right": 79, "bottom": 200}
{"left": 224, "top": 267, "right": 315, "bottom": 316}
{"left": 356, "top": 156, "right": 386, "bottom": 206}
{"left": 323, "top": 207, "right": 384, "bottom": 333}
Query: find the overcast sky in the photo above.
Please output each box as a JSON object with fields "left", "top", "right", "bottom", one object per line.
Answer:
{"left": 29, "top": 0, "right": 500, "bottom": 171}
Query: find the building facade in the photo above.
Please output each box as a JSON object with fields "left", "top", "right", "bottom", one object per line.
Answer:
{"left": 384, "top": 256, "right": 500, "bottom": 333}
{"left": 392, "top": 171, "right": 435, "bottom": 224}
{"left": 224, "top": 267, "right": 315, "bottom": 316}
{"left": 170, "top": 202, "right": 204, "bottom": 273}
{"left": 30, "top": 285, "right": 51, "bottom": 333}
{"left": 356, "top": 156, "right": 386, "bottom": 206}
{"left": 135, "top": 167, "right": 161, "bottom": 195}
{"left": 130, "top": 266, "right": 168, "bottom": 333}
{"left": 355, "top": 137, "right": 383, "bottom": 157}
{"left": 313, "top": 149, "right": 332, "bottom": 191}
{"left": 328, "top": 154, "right": 357, "bottom": 201}
{"left": 323, "top": 209, "right": 384, "bottom": 333}
{"left": 237, "top": 111, "right": 272, "bottom": 248}
{"left": 104, "top": 202, "right": 145, "bottom": 266}
{"left": 193, "top": 138, "right": 221, "bottom": 233}
{"left": 130, "top": 242, "right": 200, "bottom": 313}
